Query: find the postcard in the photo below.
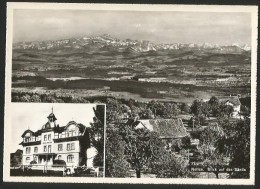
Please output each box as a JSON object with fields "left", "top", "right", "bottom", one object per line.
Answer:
{"left": 3, "top": 2, "right": 258, "bottom": 185}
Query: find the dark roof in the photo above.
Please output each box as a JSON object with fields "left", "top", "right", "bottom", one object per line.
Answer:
{"left": 64, "top": 121, "right": 86, "bottom": 133}
{"left": 47, "top": 113, "right": 57, "bottom": 121}
{"left": 216, "top": 96, "right": 241, "bottom": 106}
{"left": 21, "top": 121, "right": 87, "bottom": 138}
{"left": 21, "top": 130, "right": 34, "bottom": 137}
{"left": 132, "top": 118, "right": 188, "bottom": 139}
{"left": 42, "top": 122, "right": 52, "bottom": 130}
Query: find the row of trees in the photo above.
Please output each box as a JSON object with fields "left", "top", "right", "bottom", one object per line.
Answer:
{"left": 105, "top": 123, "right": 194, "bottom": 178}
{"left": 12, "top": 92, "right": 188, "bottom": 120}
{"left": 191, "top": 118, "right": 250, "bottom": 178}
{"left": 190, "top": 97, "right": 234, "bottom": 118}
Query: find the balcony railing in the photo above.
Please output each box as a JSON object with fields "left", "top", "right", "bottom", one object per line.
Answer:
{"left": 54, "top": 131, "right": 82, "bottom": 139}
{"left": 20, "top": 140, "right": 41, "bottom": 146}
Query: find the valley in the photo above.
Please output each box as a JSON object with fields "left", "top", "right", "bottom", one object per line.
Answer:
{"left": 12, "top": 35, "right": 251, "bottom": 103}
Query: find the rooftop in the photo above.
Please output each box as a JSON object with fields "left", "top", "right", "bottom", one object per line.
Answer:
{"left": 129, "top": 118, "right": 188, "bottom": 139}
{"left": 216, "top": 96, "right": 241, "bottom": 106}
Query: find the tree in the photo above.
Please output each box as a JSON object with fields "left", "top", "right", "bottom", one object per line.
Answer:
{"left": 229, "top": 119, "right": 250, "bottom": 178}
{"left": 180, "top": 103, "right": 190, "bottom": 114}
{"left": 147, "top": 100, "right": 167, "bottom": 118}
{"left": 46, "top": 95, "right": 58, "bottom": 103}
{"left": 138, "top": 109, "right": 155, "bottom": 119}
{"left": 12, "top": 95, "right": 20, "bottom": 102}
{"left": 20, "top": 94, "right": 31, "bottom": 102}
{"left": 89, "top": 105, "right": 105, "bottom": 166}
{"left": 197, "top": 125, "right": 227, "bottom": 178}
{"left": 219, "top": 103, "right": 234, "bottom": 118}
{"left": 188, "top": 115, "right": 207, "bottom": 128}
{"left": 119, "top": 121, "right": 168, "bottom": 178}
{"left": 240, "top": 105, "right": 250, "bottom": 117}
{"left": 105, "top": 127, "right": 130, "bottom": 177}
{"left": 165, "top": 103, "right": 180, "bottom": 118}
{"left": 71, "top": 97, "right": 89, "bottom": 103}
{"left": 220, "top": 118, "right": 250, "bottom": 178}
{"left": 208, "top": 96, "right": 219, "bottom": 106}
{"left": 30, "top": 94, "right": 41, "bottom": 102}
{"left": 150, "top": 134, "right": 193, "bottom": 178}
{"left": 119, "top": 124, "right": 151, "bottom": 178}
{"left": 190, "top": 99, "right": 209, "bottom": 117}
{"left": 106, "top": 98, "right": 130, "bottom": 123}
{"left": 152, "top": 151, "right": 191, "bottom": 178}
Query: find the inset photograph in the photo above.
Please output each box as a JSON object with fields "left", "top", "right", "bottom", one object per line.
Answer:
{"left": 8, "top": 103, "right": 105, "bottom": 177}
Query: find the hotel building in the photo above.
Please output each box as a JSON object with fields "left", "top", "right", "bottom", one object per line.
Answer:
{"left": 20, "top": 109, "right": 91, "bottom": 167}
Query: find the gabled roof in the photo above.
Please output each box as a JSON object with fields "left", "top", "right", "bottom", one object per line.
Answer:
{"left": 21, "top": 130, "right": 35, "bottom": 137}
{"left": 217, "top": 96, "right": 241, "bottom": 106}
{"left": 22, "top": 121, "right": 87, "bottom": 138}
{"left": 64, "top": 121, "right": 86, "bottom": 133}
{"left": 132, "top": 118, "right": 188, "bottom": 139}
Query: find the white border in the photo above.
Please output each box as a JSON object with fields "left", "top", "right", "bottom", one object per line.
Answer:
{"left": 4, "top": 2, "right": 258, "bottom": 185}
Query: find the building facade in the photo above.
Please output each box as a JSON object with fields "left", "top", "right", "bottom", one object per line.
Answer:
{"left": 20, "top": 110, "right": 90, "bottom": 168}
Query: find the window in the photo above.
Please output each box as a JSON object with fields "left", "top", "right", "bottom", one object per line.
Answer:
{"left": 58, "top": 144, "right": 63, "bottom": 151}
{"left": 48, "top": 134, "right": 51, "bottom": 141}
{"left": 26, "top": 157, "right": 30, "bottom": 163}
{"left": 25, "top": 147, "right": 31, "bottom": 154}
{"left": 44, "top": 145, "right": 47, "bottom": 152}
{"left": 44, "top": 135, "right": 47, "bottom": 141}
{"left": 71, "top": 143, "right": 75, "bottom": 150}
{"left": 54, "top": 133, "right": 59, "bottom": 139}
{"left": 48, "top": 145, "right": 51, "bottom": 153}
{"left": 67, "top": 143, "right": 75, "bottom": 151}
{"left": 67, "top": 155, "right": 74, "bottom": 163}
{"left": 34, "top": 147, "right": 38, "bottom": 153}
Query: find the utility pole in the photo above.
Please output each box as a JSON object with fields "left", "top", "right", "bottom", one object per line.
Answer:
{"left": 192, "top": 116, "right": 195, "bottom": 131}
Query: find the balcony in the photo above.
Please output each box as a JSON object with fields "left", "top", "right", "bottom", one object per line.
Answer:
{"left": 54, "top": 131, "right": 83, "bottom": 139}
{"left": 53, "top": 136, "right": 83, "bottom": 143}
{"left": 20, "top": 140, "right": 41, "bottom": 146}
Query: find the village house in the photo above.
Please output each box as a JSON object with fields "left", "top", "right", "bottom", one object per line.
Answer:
{"left": 127, "top": 118, "right": 188, "bottom": 151}
{"left": 217, "top": 96, "right": 241, "bottom": 117}
{"left": 20, "top": 109, "right": 91, "bottom": 169}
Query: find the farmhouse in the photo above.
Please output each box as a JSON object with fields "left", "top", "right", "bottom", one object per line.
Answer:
{"left": 128, "top": 118, "right": 188, "bottom": 139}
{"left": 217, "top": 96, "right": 241, "bottom": 117}
{"left": 127, "top": 118, "right": 188, "bottom": 153}
{"left": 20, "top": 110, "right": 91, "bottom": 168}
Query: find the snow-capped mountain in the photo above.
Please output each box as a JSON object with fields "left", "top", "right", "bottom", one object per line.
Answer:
{"left": 13, "top": 34, "right": 251, "bottom": 53}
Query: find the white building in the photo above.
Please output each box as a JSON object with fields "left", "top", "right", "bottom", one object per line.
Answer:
{"left": 20, "top": 110, "right": 91, "bottom": 168}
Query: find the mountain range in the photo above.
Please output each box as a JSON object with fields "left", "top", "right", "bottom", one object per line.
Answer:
{"left": 13, "top": 34, "right": 251, "bottom": 53}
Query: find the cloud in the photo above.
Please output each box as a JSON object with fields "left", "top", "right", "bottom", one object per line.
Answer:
{"left": 12, "top": 10, "right": 251, "bottom": 45}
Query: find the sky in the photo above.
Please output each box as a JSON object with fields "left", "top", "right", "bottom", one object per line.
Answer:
{"left": 13, "top": 9, "right": 252, "bottom": 45}
{"left": 10, "top": 103, "right": 100, "bottom": 151}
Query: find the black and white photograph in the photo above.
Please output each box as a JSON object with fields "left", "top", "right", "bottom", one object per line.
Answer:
{"left": 7, "top": 103, "right": 105, "bottom": 178}
{"left": 4, "top": 2, "right": 257, "bottom": 184}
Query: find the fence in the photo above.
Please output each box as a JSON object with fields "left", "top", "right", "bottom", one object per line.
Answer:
{"left": 10, "top": 165, "right": 104, "bottom": 177}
